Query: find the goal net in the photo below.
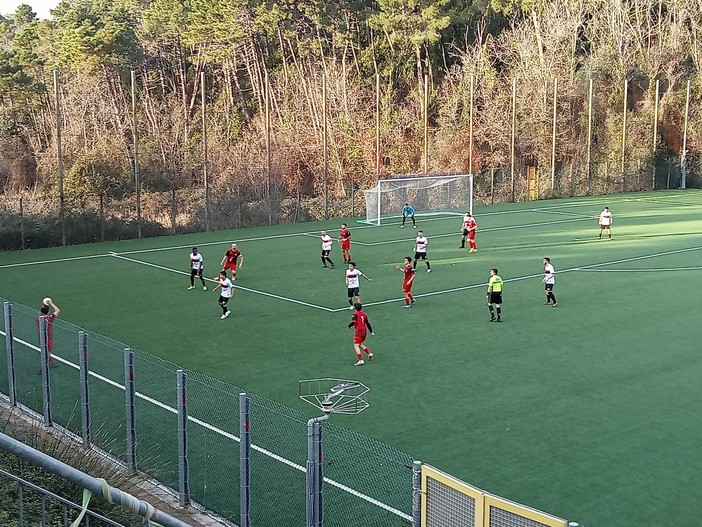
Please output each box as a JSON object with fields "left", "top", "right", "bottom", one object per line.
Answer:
{"left": 360, "top": 174, "right": 473, "bottom": 226}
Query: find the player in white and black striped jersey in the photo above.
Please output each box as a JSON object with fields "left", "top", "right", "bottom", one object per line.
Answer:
{"left": 213, "top": 271, "right": 233, "bottom": 319}
{"left": 413, "top": 231, "right": 431, "bottom": 273}
{"left": 188, "top": 247, "right": 207, "bottom": 291}
{"left": 542, "top": 257, "right": 558, "bottom": 307}
{"left": 320, "top": 230, "right": 335, "bottom": 268}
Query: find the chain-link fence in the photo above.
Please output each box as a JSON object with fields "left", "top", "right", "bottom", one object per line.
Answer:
{"left": 2, "top": 73, "right": 700, "bottom": 250}
{"left": 1, "top": 298, "right": 414, "bottom": 526}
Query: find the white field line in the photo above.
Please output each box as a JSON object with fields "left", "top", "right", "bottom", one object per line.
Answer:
{"left": 0, "top": 213, "right": 585, "bottom": 269}
{"left": 2, "top": 193, "right": 696, "bottom": 269}
{"left": 108, "top": 252, "right": 336, "bottom": 313}
{"left": 576, "top": 267, "right": 702, "bottom": 272}
{"left": 361, "top": 216, "right": 591, "bottom": 246}
{"left": 0, "top": 253, "right": 109, "bottom": 270}
{"left": 0, "top": 331, "right": 411, "bottom": 520}
{"left": 337, "top": 245, "right": 702, "bottom": 311}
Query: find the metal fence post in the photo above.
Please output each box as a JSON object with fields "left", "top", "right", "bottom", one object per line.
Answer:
{"left": 239, "top": 393, "right": 251, "bottom": 527}
{"left": 39, "top": 317, "right": 52, "bottom": 426}
{"left": 307, "top": 418, "right": 325, "bottom": 527}
{"left": 4, "top": 302, "right": 17, "bottom": 406}
{"left": 78, "top": 331, "right": 91, "bottom": 446}
{"left": 316, "top": 420, "right": 324, "bottom": 527}
{"left": 306, "top": 420, "right": 314, "bottom": 527}
{"left": 124, "top": 348, "right": 137, "bottom": 474}
{"left": 412, "top": 460, "right": 422, "bottom": 527}
{"left": 177, "top": 370, "right": 190, "bottom": 507}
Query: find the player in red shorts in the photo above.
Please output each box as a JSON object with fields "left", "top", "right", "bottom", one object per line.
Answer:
{"left": 220, "top": 242, "right": 243, "bottom": 280}
{"left": 35, "top": 299, "right": 61, "bottom": 368}
{"left": 466, "top": 213, "right": 478, "bottom": 253}
{"left": 395, "top": 256, "right": 416, "bottom": 308}
{"left": 460, "top": 212, "right": 478, "bottom": 253}
{"left": 347, "top": 303, "right": 374, "bottom": 366}
{"left": 339, "top": 223, "right": 352, "bottom": 263}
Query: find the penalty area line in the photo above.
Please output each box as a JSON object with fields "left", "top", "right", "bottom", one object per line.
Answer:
{"left": 576, "top": 267, "right": 702, "bottom": 272}
{"left": 331, "top": 271, "right": 545, "bottom": 311}
{"left": 108, "top": 252, "right": 336, "bottom": 312}
{"left": 334, "top": 244, "right": 702, "bottom": 310}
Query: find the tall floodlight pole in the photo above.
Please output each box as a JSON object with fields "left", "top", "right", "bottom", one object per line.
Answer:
{"left": 550, "top": 78, "right": 558, "bottom": 195}
{"left": 322, "top": 73, "right": 328, "bottom": 219}
{"left": 469, "top": 75, "right": 474, "bottom": 174}
{"left": 131, "top": 70, "right": 142, "bottom": 238}
{"left": 651, "top": 78, "right": 660, "bottom": 190}
{"left": 586, "top": 78, "right": 593, "bottom": 194}
{"left": 53, "top": 70, "right": 66, "bottom": 246}
{"left": 510, "top": 77, "right": 517, "bottom": 202}
{"left": 265, "top": 71, "right": 272, "bottom": 225}
{"left": 201, "top": 71, "right": 210, "bottom": 232}
{"left": 375, "top": 73, "right": 380, "bottom": 179}
{"left": 681, "top": 79, "right": 691, "bottom": 189}
{"left": 621, "top": 79, "right": 628, "bottom": 192}
{"left": 423, "top": 74, "right": 429, "bottom": 176}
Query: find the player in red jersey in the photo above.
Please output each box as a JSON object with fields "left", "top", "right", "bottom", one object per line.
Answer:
{"left": 339, "top": 223, "right": 352, "bottom": 263}
{"left": 220, "top": 242, "right": 243, "bottom": 280}
{"left": 460, "top": 212, "right": 478, "bottom": 253}
{"left": 347, "top": 303, "right": 374, "bottom": 366}
{"left": 466, "top": 213, "right": 478, "bottom": 253}
{"left": 35, "top": 299, "right": 60, "bottom": 368}
{"left": 395, "top": 256, "right": 416, "bottom": 308}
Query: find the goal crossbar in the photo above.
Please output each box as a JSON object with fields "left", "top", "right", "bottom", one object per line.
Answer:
{"left": 359, "top": 174, "right": 473, "bottom": 226}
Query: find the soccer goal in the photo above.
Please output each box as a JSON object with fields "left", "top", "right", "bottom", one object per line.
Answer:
{"left": 360, "top": 173, "right": 473, "bottom": 226}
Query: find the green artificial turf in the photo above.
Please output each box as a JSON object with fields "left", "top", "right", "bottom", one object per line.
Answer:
{"left": 2, "top": 189, "right": 702, "bottom": 526}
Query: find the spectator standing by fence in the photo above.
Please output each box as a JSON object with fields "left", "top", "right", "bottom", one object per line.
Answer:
{"left": 36, "top": 298, "right": 60, "bottom": 368}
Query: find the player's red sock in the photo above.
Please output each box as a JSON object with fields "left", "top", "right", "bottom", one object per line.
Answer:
{"left": 364, "top": 347, "right": 372, "bottom": 356}
{"left": 409, "top": 293, "right": 414, "bottom": 301}
{"left": 357, "top": 353, "right": 363, "bottom": 360}
{"left": 405, "top": 298, "right": 410, "bottom": 305}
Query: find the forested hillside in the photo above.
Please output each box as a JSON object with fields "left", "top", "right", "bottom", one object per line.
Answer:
{"left": 0, "top": 0, "right": 700, "bottom": 246}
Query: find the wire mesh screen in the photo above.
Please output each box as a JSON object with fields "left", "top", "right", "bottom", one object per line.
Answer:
{"left": 186, "top": 371, "right": 242, "bottom": 518}
{"left": 488, "top": 505, "right": 553, "bottom": 527}
{"left": 132, "top": 354, "right": 179, "bottom": 489}
{"left": 0, "top": 297, "right": 417, "bottom": 525}
{"left": 248, "top": 393, "right": 308, "bottom": 525}
{"left": 85, "top": 332, "right": 132, "bottom": 461}
{"left": 425, "top": 473, "right": 477, "bottom": 527}
{"left": 323, "top": 421, "right": 414, "bottom": 526}
{"left": 4, "top": 301, "right": 52, "bottom": 416}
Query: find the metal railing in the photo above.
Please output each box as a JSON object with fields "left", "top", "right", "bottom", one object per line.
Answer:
{"left": 1, "top": 467, "right": 125, "bottom": 527}
{"left": 1, "top": 299, "right": 414, "bottom": 526}
{"left": 0, "top": 433, "right": 192, "bottom": 527}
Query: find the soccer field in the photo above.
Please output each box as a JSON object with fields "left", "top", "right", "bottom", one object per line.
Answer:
{"left": 2, "top": 189, "right": 702, "bottom": 526}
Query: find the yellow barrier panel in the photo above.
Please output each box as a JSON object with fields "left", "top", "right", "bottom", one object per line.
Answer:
{"left": 421, "top": 465, "right": 483, "bottom": 527}
{"left": 421, "top": 464, "right": 567, "bottom": 527}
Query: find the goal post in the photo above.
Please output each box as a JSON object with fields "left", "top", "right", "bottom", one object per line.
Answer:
{"left": 360, "top": 174, "right": 474, "bottom": 226}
